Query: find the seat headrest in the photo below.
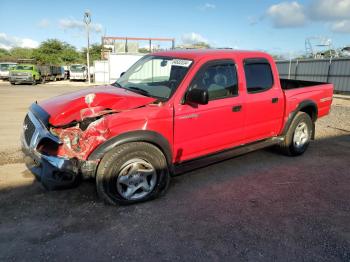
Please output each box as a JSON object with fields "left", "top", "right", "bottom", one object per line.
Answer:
{"left": 213, "top": 73, "right": 227, "bottom": 86}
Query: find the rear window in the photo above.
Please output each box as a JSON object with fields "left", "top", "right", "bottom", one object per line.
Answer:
{"left": 244, "top": 59, "right": 273, "bottom": 93}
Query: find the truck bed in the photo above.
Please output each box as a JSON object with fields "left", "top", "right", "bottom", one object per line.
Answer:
{"left": 280, "top": 78, "right": 328, "bottom": 90}
{"left": 281, "top": 79, "right": 333, "bottom": 123}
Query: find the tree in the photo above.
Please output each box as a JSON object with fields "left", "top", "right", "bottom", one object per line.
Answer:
{"left": 176, "top": 41, "right": 211, "bottom": 49}
{"left": 138, "top": 48, "right": 149, "bottom": 53}
{"left": 81, "top": 43, "right": 103, "bottom": 64}
{"left": 192, "top": 42, "right": 210, "bottom": 49}
{"left": 271, "top": 54, "right": 286, "bottom": 60}
{"left": 33, "top": 39, "right": 82, "bottom": 65}
{"left": 0, "top": 39, "right": 99, "bottom": 65}
{"left": 0, "top": 48, "right": 13, "bottom": 61}
{"left": 10, "top": 47, "right": 34, "bottom": 60}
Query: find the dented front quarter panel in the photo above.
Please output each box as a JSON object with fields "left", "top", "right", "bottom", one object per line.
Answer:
{"left": 52, "top": 117, "right": 110, "bottom": 159}
{"left": 50, "top": 101, "right": 174, "bottom": 161}
{"left": 104, "top": 102, "right": 174, "bottom": 146}
{"left": 39, "top": 85, "right": 156, "bottom": 126}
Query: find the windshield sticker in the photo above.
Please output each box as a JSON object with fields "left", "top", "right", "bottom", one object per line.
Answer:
{"left": 172, "top": 59, "right": 192, "bottom": 67}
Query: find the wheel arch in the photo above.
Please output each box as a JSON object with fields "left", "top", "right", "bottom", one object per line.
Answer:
{"left": 298, "top": 101, "right": 318, "bottom": 122}
{"left": 282, "top": 100, "right": 318, "bottom": 138}
{"left": 88, "top": 130, "right": 173, "bottom": 168}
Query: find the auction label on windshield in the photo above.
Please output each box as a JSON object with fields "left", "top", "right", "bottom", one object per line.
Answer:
{"left": 172, "top": 59, "right": 192, "bottom": 67}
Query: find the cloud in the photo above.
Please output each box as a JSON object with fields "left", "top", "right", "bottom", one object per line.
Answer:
{"left": 330, "top": 20, "right": 350, "bottom": 33}
{"left": 248, "top": 16, "right": 261, "bottom": 26}
{"left": 181, "top": 32, "right": 208, "bottom": 44}
{"left": 198, "top": 3, "right": 216, "bottom": 10}
{"left": 0, "top": 33, "right": 39, "bottom": 50}
{"left": 309, "top": 0, "right": 350, "bottom": 20}
{"left": 59, "top": 18, "right": 103, "bottom": 33}
{"left": 37, "top": 19, "right": 50, "bottom": 28}
{"left": 266, "top": 2, "right": 306, "bottom": 28}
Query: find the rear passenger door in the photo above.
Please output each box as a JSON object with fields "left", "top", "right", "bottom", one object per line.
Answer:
{"left": 174, "top": 60, "right": 246, "bottom": 162}
{"left": 243, "top": 58, "right": 284, "bottom": 141}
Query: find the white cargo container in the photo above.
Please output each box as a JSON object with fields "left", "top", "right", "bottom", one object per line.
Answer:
{"left": 109, "top": 53, "right": 144, "bottom": 83}
{"left": 93, "top": 53, "right": 144, "bottom": 84}
{"left": 94, "top": 60, "right": 109, "bottom": 84}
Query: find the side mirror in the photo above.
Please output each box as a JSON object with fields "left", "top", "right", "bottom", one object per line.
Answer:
{"left": 185, "top": 88, "right": 208, "bottom": 105}
{"left": 120, "top": 72, "right": 125, "bottom": 77}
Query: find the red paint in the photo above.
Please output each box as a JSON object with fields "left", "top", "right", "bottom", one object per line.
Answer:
{"left": 39, "top": 85, "right": 155, "bottom": 126}
{"left": 38, "top": 50, "right": 333, "bottom": 162}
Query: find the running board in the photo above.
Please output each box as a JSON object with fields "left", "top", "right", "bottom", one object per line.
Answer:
{"left": 173, "top": 137, "right": 284, "bottom": 175}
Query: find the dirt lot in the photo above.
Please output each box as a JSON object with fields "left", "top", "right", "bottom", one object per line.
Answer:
{"left": 0, "top": 81, "right": 349, "bottom": 261}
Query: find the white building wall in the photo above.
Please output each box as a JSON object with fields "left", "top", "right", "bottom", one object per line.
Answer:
{"left": 93, "top": 53, "right": 144, "bottom": 84}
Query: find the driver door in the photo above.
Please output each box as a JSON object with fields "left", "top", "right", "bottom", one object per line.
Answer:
{"left": 173, "top": 60, "right": 246, "bottom": 162}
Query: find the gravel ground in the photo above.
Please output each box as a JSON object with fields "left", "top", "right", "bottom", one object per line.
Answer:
{"left": 0, "top": 81, "right": 349, "bottom": 261}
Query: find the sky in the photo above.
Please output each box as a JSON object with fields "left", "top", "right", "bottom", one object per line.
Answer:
{"left": 1, "top": 0, "right": 350, "bottom": 58}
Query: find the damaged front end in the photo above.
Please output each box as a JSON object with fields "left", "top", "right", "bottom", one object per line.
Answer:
{"left": 21, "top": 102, "right": 114, "bottom": 190}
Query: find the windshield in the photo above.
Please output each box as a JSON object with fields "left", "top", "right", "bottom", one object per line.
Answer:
{"left": 14, "top": 65, "right": 33, "bottom": 70}
{"left": 70, "top": 65, "right": 86, "bottom": 72}
{"left": 0, "top": 64, "right": 15, "bottom": 71}
{"left": 115, "top": 56, "right": 192, "bottom": 100}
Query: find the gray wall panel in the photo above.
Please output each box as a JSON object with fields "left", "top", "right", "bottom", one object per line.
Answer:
{"left": 276, "top": 58, "right": 350, "bottom": 92}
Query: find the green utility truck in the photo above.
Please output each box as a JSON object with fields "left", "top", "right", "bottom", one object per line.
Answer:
{"left": 9, "top": 59, "right": 63, "bottom": 85}
{"left": 9, "top": 64, "right": 41, "bottom": 85}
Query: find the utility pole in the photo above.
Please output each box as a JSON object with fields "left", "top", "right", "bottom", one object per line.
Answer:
{"left": 84, "top": 10, "right": 91, "bottom": 84}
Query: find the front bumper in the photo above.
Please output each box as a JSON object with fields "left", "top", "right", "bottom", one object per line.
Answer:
{"left": 70, "top": 75, "right": 86, "bottom": 80}
{"left": 10, "top": 76, "right": 33, "bottom": 83}
{"left": 21, "top": 107, "right": 97, "bottom": 190}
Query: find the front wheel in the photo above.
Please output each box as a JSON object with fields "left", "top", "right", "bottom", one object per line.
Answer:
{"left": 96, "top": 142, "right": 170, "bottom": 205}
{"left": 279, "top": 112, "right": 313, "bottom": 156}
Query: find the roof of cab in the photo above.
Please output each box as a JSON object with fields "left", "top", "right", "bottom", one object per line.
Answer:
{"left": 152, "top": 49, "right": 271, "bottom": 61}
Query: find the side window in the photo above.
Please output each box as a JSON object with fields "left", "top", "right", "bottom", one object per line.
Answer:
{"left": 244, "top": 59, "right": 273, "bottom": 93}
{"left": 190, "top": 61, "right": 238, "bottom": 101}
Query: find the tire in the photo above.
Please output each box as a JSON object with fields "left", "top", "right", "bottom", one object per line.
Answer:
{"left": 280, "top": 112, "right": 313, "bottom": 156}
{"left": 96, "top": 142, "right": 170, "bottom": 205}
{"left": 10, "top": 82, "right": 15, "bottom": 85}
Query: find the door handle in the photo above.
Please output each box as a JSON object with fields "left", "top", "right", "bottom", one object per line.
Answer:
{"left": 232, "top": 105, "right": 242, "bottom": 112}
{"left": 272, "top": 97, "right": 279, "bottom": 103}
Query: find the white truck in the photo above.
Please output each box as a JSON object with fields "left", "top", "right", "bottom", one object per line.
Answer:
{"left": 0, "top": 62, "right": 17, "bottom": 80}
{"left": 69, "top": 64, "right": 88, "bottom": 81}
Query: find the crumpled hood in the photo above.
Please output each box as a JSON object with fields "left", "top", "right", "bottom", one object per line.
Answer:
{"left": 39, "top": 85, "right": 156, "bottom": 126}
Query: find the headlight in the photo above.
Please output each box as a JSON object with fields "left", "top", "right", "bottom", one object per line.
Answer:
{"left": 63, "top": 136, "right": 71, "bottom": 149}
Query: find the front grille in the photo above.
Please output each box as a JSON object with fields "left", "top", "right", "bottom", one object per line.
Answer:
{"left": 23, "top": 114, "right": 36, "bottom": 145}
{"left": 12, "top": 72, "right": 28, "bottom": 76}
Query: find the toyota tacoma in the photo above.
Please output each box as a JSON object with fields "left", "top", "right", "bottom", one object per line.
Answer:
{"left": 21, "top": 50, "right": 333, "bottom": 205}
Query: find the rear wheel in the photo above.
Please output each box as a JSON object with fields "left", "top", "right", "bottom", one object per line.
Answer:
{"left": 280, "top": 112, "right": 313, "bottom": 156}
{"left": 96, "top": 142, "right": 170, "bottom": 205}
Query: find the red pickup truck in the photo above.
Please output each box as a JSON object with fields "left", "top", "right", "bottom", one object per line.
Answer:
{"left": 22, "top": 50, "right": 333, "bottom": 205}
